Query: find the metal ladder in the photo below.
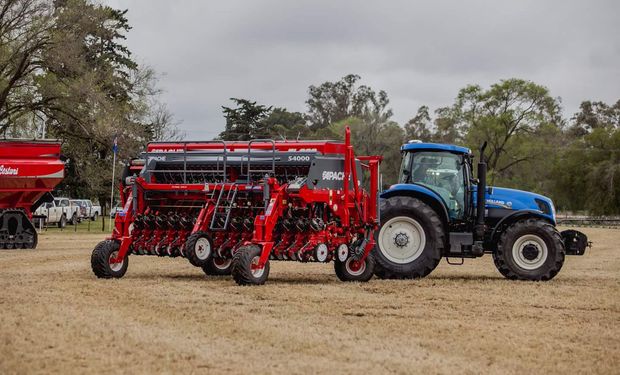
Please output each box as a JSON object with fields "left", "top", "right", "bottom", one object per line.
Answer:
{"left": 209, "top": 184, "right": 239, "bottom": 231}
{"left": 244, "top": 139, "right": 276, "bottom": 182}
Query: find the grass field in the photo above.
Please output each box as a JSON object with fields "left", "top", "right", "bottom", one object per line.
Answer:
{"left": 0, "top": 227, "right": 618, "bottom": 374}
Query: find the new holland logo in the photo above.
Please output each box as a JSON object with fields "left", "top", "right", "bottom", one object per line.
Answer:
{"left": 0, "top": 165, "right": 18, "bottom": 176}
{"left": 322, "top": 171, "right": 345, "bottom": 181}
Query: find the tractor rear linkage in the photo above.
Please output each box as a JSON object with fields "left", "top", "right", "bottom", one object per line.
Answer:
{"left": 91, "top": 127, "right": 382, "bottom": 285}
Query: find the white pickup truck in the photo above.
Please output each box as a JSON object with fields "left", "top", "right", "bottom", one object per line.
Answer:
{"left": 70, "top": 199, "right": 102, "bottom": 221}
{"left": 34, "top": 197, "right": 81, "bottom": 228}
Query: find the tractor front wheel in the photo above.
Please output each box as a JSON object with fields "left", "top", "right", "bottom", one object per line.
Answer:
{"left": 202, "top": 256, "right": 233, "bottom": 276}
{"left": 231, "top": 245, "right": 269, "bottom": 285}
{"left": 184, "top": 232, "right": 214, "bottom": 267}
{"left": 493, "top": 219, "right": 565, "bottom": 281}
{"left": 334, "top": 253, "right": 375, "bottom": 282}
{"left": 91, "top": 240, "right": 128, "bottom": 279}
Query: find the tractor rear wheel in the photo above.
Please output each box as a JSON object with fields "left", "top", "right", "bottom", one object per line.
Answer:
{"left": 231, "top": 245, "right": 269, "bottom": 285}
{"left": 373, "top": 197, "right": 444, "bottom": 279}
{"left": 334, "top": 253, "right": 375, "bottom": 282}
{"left": 91, "top": 240, "right": 128, "bottom": 278}
{"left": 493, "top": 219, "right": 565, "bottom": 281}
{"left": 202, "top": 256, "right": 233, "bottom": 276}
{"left": 184, "top": 232, "right": 214, "bottom": 267}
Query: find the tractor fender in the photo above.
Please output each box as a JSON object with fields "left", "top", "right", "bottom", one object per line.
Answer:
{"left": 380, "top": 184, "right": 451, "bottom": 227}
{"left": 489, "top": 210, "right": 554, "bottom": 244}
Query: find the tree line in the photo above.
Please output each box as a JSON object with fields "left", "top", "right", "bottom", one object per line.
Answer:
{"left": 219, "top": 75, "right": 620, "bottom": 215}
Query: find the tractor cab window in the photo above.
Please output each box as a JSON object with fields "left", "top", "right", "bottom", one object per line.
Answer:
{"left": 409, "top": 151, "right": 466, "bottom": 220}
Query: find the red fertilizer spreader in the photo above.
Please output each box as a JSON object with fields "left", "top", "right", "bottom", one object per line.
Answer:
{"left": 0, "top": 140, "right": 64, "bottom": 249}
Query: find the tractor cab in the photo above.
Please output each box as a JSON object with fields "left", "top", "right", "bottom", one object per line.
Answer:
{"left": 398, "top": 142, "right": 471, "bottom": 221}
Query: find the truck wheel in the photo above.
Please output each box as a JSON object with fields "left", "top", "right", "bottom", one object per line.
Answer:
{"left": 231, "top": 245, "right": 269, "bottom": 285}
{"left": 92, "top": 212, "right": 98, "bottom": 222}
{"left": 91, "top": 240, "right": 128, "bottom": 278}
{"left": 334, "top": 253, "right": 375, "bottom": 282}
{"left": 184, "top": 232, "right": 214, "bottom": 267}
{"left": 58, "top": 214, "right": 66, "bottom": 228}
{"left": 71, "top": 213, "right": 78, "bottom": 225}
{"left": 374, "top": 197, "right": 444, "bottom": 279}
{"left": 202, "top": 256, "right": 233, "bottom": 276}
{"left": 493, "top": 219, "right": 565, "bottom": 281}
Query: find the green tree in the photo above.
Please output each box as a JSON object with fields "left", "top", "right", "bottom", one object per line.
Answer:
{"left": 306, "top": 74, "right": 392, "bottom": 130}
{"left": 260, "top": 107, "right": 309, "bottom": 140}
{"left": 0, "top": 0, "right": 52, "bottom": 134}
{"left": 552, "top": 100, "right": 620, "bottom": 214}
{"left": 218, "top": 98, "right": 272, "bottom": 140}
{"left": 404, "top": 105, "right": 433, "bottom": 142}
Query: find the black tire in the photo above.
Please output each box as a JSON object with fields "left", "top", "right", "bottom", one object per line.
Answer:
{"left": 71, "top": 213, "right": 78, "bottom": 225}
{"left": 373, "top": 197, "right": 444, "bottom": 279}
{"left": 334, "top": 253, "right": 375, "bottom": 282}
{"left": 184, "top": 232, "right": 214, "bottom": 267}
{"left": 58, "top": 214, "right": 66, "bottom": 228}
{"left": 231, "top": 245, "right": 269, "bottom": 285}
{"left": 92, "top": 212, "right": 98, "bottom": 222}
{"left": 202, "top": 256, "right": 233, "bottom": 276}
{"left": 91, "top": 240, "right": 128, "bottom": 278}
{"left": 373, "top": 262, "right": 406, "bottom": 280}
{"left": 493, "top": 219, "right": 565, "bottom": 281}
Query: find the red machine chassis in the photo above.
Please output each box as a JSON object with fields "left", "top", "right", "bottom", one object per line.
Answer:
{"left": 105, "top": 128, "right": 381, "bottom": 282}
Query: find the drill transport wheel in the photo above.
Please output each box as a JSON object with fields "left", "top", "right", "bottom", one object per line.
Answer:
{"left": 202, "top": 256, "right": 233, "bottom": 276}
{"left": 334, "top": 253, "right": 375, "bottom": 282}
{"left": 91, "top": 240, "right": 128, "bottom": 279}
{"left": 184, "top": 232, "right": 214, "bottom": 268}
{"left": 232, "top": 245, "right": 270, "bottom": 285}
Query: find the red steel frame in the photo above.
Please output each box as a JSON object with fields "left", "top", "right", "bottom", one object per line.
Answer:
{"left": 108, "top": 127, "right": 382, "bottom": 270}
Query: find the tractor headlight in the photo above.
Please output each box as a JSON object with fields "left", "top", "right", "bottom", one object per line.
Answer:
{"left": 535, "top": 198, "right": 553, "bottom": 216}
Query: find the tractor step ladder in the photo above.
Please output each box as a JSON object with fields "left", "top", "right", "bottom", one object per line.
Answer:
{"left": 209, "top": 184, "right": 239, "bottom": 231}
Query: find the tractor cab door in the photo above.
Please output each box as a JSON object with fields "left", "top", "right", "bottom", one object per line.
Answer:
{"left": 403, "top": 151, "right": 467, "bottom": 220}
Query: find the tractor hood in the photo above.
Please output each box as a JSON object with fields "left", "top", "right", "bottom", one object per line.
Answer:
{"left": 483, "top": 186, "right": 556, "bottom": 222}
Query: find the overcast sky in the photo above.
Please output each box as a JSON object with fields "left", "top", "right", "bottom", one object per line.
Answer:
{"left": 105, "top": 0, "right": 619, "bottom": 140}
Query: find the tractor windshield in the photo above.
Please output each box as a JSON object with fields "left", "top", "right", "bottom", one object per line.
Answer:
{"left": 402, "top": 151, "right": 466, "bottom": 220}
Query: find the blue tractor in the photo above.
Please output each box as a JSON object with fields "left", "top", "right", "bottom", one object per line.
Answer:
{"left": 374, "top": 141, "right": 589, "bottom": 281}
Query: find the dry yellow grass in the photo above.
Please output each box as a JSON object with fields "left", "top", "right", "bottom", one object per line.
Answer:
{"left": 0, "top": 227, "right": 618, "bottom": 374}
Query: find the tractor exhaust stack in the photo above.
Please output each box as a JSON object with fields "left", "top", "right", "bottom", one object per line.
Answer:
{"left": 475, "top": 141, "right": 487, "bottom": 241}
